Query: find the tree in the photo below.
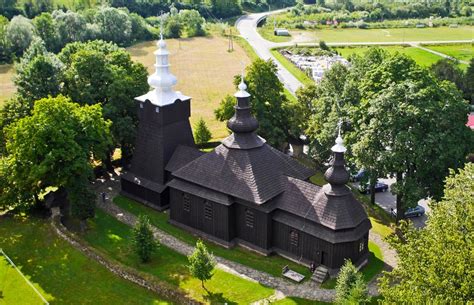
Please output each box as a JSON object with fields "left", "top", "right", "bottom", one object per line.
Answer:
{"left": 379, "top": 163, "right": 474, "bottom": 303}
{"left": 164, "top": 15, "right": 182, "bottom": 38}
{"left": 1, "top": 96, "right": 111, "bottom": 212}
{"left": 132, "top": 215, "right": 158, "bottom": 263}
{"left": 33, "top": 12, "right": 59, "bottom": 52}
{"left": 52, "top": 10, "right": 87, "bottom": 45}
{"left": 14, "top": 38, "right": 64, "bottom": 103}
{"left": 214, "top": 94, "right": 236, "bottom": 122}
{"left": 335, "top": 260, "right": 369, "bottom": 304}
{"left": 210, "top": 0, "right": 241, "bottom": 18}
{"left": 215, "top": 59, "right": 290, "bottom": 148}
{"left": 430, "top": 58, "right": 464, "bottom": 95}
{"left": 94, "top": 7, "right": 132, "bottom": 45}
{"left": 464, "top": 58, "right": 474, "bottom": 104}
{"left": 5, "top": 15, "right": 36, "bottom": 56}
{"left": 194, "top": 117, "right": 212, "bottom": 145}
{"left": 0, "top": 15, "right": 9, "bottom": 62}
{"left": 179, "top": 9, "right": 205, "bottom": 37}
{"left": 188, "top": 240, "right": 216, "bottom": 289}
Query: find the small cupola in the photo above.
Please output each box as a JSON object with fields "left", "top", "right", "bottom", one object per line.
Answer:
{"left": 324, "top": 122, "right": 350, "bottom": 194}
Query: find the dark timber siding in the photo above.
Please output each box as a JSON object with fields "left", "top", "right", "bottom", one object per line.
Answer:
{"left": 235, "top": 204, "right": 271, "bottom": 250}
{"left": 169, "top": 188, "right": 231, "bottom": 241}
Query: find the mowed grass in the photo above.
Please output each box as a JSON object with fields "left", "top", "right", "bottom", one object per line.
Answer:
{"left": 424, "top": 43, "right": 473, "bottom": 62}
{"left": 128, "top": 36, "right": 251, "bottom": 141}
{"left": 270, "top": 48, "right": 314, "bottom": 86}
{"left": 261, "top": 26, "right": 474, "bottom": 43}
{"left": 335, "top": 45, "right": 444, "bottom": 67}
{"left": 113, "top": 195, "right": 313, "bottom": 280}
{"left": 84, "top": 209, "right": 274, "bottom": 304}
{"left": 0, "top": 64, "right": 15, "bottom": 106}
{"left": 0, "top": 215, "right": 170, "bottom": 305}
{"left": 0, "top": 255, "right": 45, "bottom": 305}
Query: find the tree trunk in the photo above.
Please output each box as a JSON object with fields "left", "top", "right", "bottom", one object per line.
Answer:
{"left": 369, "top": 176, "right": 376, "bottom": 205}
{"left": 104, "top": 150, "right": 114, "bottom": 173}
{"left": 396, "top": 172, "right": 404, "bottom": 224}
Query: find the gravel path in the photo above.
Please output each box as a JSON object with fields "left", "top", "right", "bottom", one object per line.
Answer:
{"left": 93, "top": 176, "right": 397, "bottom": 301}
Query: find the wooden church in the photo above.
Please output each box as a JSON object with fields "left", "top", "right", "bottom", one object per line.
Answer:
{"left": 121, "top": 35, "right": 371, "bottom": 274}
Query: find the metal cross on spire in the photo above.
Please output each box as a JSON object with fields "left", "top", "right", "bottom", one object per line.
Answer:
{"left": 337, "top": 119, "right": 343, "bottom": 138}
{"left": 159, "top": 10, "right": 164, "bottom": 40}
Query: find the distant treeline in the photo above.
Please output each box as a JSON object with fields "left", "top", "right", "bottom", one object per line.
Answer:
{"left": 0, "top": 5, "right": 210, "bottom": 63}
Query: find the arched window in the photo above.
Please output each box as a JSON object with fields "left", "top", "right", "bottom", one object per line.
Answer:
{"left": 245, "top": 209, "right": 254, "bottom": 228}
{"left": 204, "top": 201, "right": 213, "bottom": 220}
{"left": 290, "top": 230, "right": 299, "bottom": 247}
{"left": 183, "top": 193, "right": 190, "bottom": 212}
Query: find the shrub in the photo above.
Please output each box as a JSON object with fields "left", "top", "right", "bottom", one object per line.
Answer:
{"left": 335, "top": 260, "right": 369, "bottom": 304}
{"left": 194, "top": 117, "right": 212, "bottom": 145}
{"left": 188, "top": 240, "right": 216, "bottom": 289}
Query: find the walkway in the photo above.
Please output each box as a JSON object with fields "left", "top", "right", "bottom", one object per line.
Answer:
{"left": 235, "top": 9, "right": 473, "bottom": 95}
{"left": 93, "top": 176, "right": 397, "bottom": 302}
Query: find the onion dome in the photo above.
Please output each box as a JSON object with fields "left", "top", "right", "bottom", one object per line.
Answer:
{"left": 324, "top": 125, "right": 350, "bottom": 191}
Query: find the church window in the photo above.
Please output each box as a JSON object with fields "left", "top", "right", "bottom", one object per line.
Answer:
{"left": 290, "top": 230, "right": 299, "bottom": 247}
{"left": 183, "top": 193, "right": 190, "bottom": 212}
{"left": 245, "top": 209, "right": 254, "bottom": 228}
{"left": 359, "top": 241, "right": 365, "bottom": 252}
{"left": 204, "top": 201, "right": 213, "bottom": 220}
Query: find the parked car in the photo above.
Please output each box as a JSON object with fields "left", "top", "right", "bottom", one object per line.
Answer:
{"left": 358, "top": 181, "right": 389, "bottom": 194}
{"left": 391, "top": 205, "right": 425, "bottom": 218}
{"left": 351, "top": 169, "right": 367, "bottom": 182}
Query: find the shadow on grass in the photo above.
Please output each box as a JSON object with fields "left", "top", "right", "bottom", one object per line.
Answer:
{"left": 203, "top": 290, "right": 237, "bottom": 305}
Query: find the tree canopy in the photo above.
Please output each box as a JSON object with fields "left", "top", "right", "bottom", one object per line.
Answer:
{"left": 379, "top": 163, "right": 474, "bottom": 303}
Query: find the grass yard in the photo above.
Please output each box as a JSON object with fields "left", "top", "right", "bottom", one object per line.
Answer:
{"left": 335, "top": 45, "right": 444, "bottom": 67}
{"left": 273, "top": 297, "right": 331, "bottom": 305}
{"left": 0, "top": 215, "right": 170, "bottom": 305}
{"left": 84, "top": 209, "right": 274, "bottom": 304}
{"left": 271, "top": 48, "right": 314, "bottom": 86}
{"left": 0, "top": 64, "right": 15, "bottom": 106}
{"left": 261, "top": 26, "right": 474, "bottom": 43}
{"left": 424, "top": 43, "right": 473, "bottom": 62}
{"left": 113, "top": 195, "right": 313, "bottom": 280}
{"left": 0, "top": 254, "right": 46, "bottom": 305}
{"left": 128, "top": 36, "right": 251, "bottom": 141}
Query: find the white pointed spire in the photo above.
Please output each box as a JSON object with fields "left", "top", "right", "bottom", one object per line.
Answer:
{"left": 234, "top": 64, "right": 250, "bottom": 98}
{"left": 331, "top": 119, "right": 347, "bottom": 153}
{"left": 137, "top": 12, "right": 189, "bottom": 107}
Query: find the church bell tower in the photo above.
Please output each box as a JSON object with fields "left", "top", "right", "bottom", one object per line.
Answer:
{"left": 121, "top": 33, "right": 194, "bottom": 210}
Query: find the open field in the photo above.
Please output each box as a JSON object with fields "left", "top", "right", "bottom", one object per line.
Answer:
{"left": 260, "top": 26, "right": 474, "bottom": 43}
{"left": 0, "top": 216, "right": 170, "bottom": 305}
{"left": 335, "top": 45, "right": 444, "bottom": 67}
{"left": 84, "top": 209, "right": 274, "bottom": 304}
{"left": 0, "top": 64, "right": 14, "bottom": 106}
{"left": 424, "top": 43, "right": 473, "bottom": 62}
{"left": 128, "top": 36, "right": 251, "bottom": 141}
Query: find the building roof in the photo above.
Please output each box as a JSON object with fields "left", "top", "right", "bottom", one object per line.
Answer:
{"left": 167, "top": 178, "right": 232, "bottom": 206}
{"left": 165, "top": 145, "right": 204, "bottom": 172}
{"left": 467, "top": 114, "right": 474, "bottom": 130}
{"left": 275, "top": 177, "right": 369, "bottom": 230}
{"left": 172, "top": 144, "right": 315, "bottom": 204}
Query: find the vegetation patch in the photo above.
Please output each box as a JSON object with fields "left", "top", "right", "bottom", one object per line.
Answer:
{"left": 113, "top": 195, "right": 313, "bottom": 280}
{"left": 424, "top": 43, "right": 473, "bottom": 64}
{"left": 84, "top": 209, "right": 274, "bottom": 304}
{"left": 0, "top": 215, "right": 169, "bottom": 305}
{"left": 270, "top": 48, "right": 314, "bottom": 86}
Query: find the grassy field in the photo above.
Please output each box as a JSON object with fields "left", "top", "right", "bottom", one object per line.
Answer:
{"left": 424, "top": 43, "right": 473, "bottom": 62}
{"left": 335, "top": 45, "right": 444, "bottom": 67}
{"left": 0, "top": 215, "right": 171, "bottom": 305}
{"left": 0, "top": 64, "right": 14, "bottom": 106}
{"left": 84, "top": 209, "right": 274, "bottom": 304}
{"left": 113, "top": 195, "right": 313, "bottom": 280}
{"left": 261, "top": 26, "right": 474, "bottom": 43}
{"left": 128, "top": 36, "right": 251, "bottom": 141}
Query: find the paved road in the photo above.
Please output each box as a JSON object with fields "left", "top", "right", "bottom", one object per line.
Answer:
{"left": 236, "top": 10, "right": 473, "bottom": 96}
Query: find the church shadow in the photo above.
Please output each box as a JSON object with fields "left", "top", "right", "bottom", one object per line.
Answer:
{"left": 202, "top": 290, "right": 237, "bottom": 305}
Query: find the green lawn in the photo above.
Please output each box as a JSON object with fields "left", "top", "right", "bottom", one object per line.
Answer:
{"left": 424, "top": 43, "right": 473, "bottom": 62}
{"left": 274, "top": 297, "right": 331, "bottom": 305}
{"left": 0, "top": 255, "right": 46, "bottom": 305}
{"left": 271, "top": 48, "right": 314, "bottom": 86}
{"left": 261, "top": 26, "right": 474, "bottom": 43}
{"left": 258, "top": 27, "right": 292, "bottom": 43}
{"left": 335, "top": 45, "right": 444, "bottom": 67}
{"left": 0, "top": 216, "right": 170, "bottom": 305}
{"left": 113, "top": 196, "right": 313, "bottom": 280}
{"left": 84, "top": 209, "right": 274, "bottom": 304}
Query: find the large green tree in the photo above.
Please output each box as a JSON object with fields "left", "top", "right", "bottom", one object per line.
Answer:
{"left": 1, "top": 96, "right": 111, "bottom": 215}
{"left": 215, "top": 59, "right": 290, "bottom": 148}
{"left": 32, "top": 12, "right": 59, "bottom": 52}
{"left": 379, "top": 163, "right": 474, "bottom": 303}
{"left": 5, "top": 15, "right": 36, "bottom": 56}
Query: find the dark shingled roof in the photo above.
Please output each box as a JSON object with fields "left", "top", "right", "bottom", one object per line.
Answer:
{"left": 165, "top": 145, "right": 204, "bottom": 172}
{"left": 275, "top": 177, "right": 369, "bottom": 230}
{"left": 172, "top": 144, "right": 315, "bottom": 204}
{"left": 167, "top": 178, "right": 232, "bottom": 206}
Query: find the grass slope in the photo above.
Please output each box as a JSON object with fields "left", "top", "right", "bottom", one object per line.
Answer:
{"left": 424, "top": 43, "right": 473, "bottom": 62}
{"left": 0, "top": 215, "right": 170, "bottom": 305}
{"left": 113, "top": 196, "right": 313, "bottom": 280}
{"left": 128, "top": 36, "right": 251, "bottom": 141}
{"left": 335, "top": 45, "right": 443, "bottom": 67}
{"left": 84, "top": 209, "right": 274, "bottom": 304}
